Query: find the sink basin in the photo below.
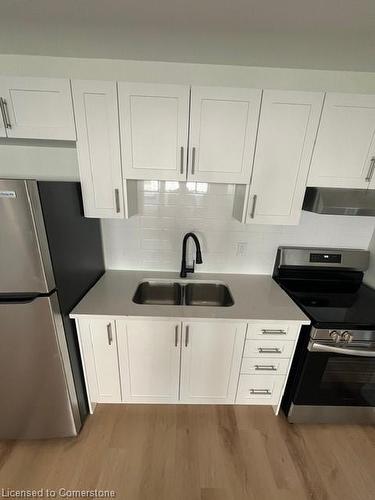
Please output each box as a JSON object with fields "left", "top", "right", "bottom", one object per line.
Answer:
{"left": 133, "top": 281, "right": 182, "bottom": 305}
{"left": 185, "top": 283, "right": 234, "bottom": 307}
{"left": 133, "top": 280, "right": 234, "bottom": 307}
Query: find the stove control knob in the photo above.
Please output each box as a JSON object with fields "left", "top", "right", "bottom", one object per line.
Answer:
{"left": 342, "top": 331, "right": 353, "bottom": 343}
{"left": 330, "top": 330, "right": 341, "bottom": 343}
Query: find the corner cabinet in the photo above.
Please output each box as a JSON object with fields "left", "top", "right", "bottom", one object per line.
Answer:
{"left": 237, "top": 90, "right": 324, "bottom": 225}
{"left": 308, "top": 93, "right": 375, "bottom": 189}
{"left": 72, "top": 80, "right": 125, "bottom": 218}
{"left": 0, "top": 76, "right": 76, "bottom": 140}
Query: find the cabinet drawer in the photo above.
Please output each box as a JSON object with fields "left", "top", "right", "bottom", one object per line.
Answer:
{"left": 243, "top": 339, "right": 294, "bottom": 358}
{"left": 241, "top": 357, "right": 289, "bottom": 375}
{"left": 246, "top": 323, "right": 300, "bottom": 340}
{"left": 236, "top": 374, "right": 284, "bottom": 405}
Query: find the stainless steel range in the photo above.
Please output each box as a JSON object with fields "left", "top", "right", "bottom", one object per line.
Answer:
{"left": 273, "top": 246, "right": 375, "bottom": 424}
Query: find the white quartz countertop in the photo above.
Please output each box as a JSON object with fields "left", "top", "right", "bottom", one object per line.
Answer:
{"left": 70, "top": 270, "right": 310, "bottom": 323}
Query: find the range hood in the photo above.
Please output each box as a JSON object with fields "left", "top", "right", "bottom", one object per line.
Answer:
{"left": 303, "top": 187, "right": 375, "bottom": 216}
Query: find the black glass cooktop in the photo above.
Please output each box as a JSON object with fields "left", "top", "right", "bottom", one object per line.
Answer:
{"left": 275, "top": 270, "right": 375, "bottom": 329}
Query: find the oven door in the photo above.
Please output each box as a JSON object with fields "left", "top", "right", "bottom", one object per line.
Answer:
{"left": 293, "top": 340, "right": 375, "bottom": 406}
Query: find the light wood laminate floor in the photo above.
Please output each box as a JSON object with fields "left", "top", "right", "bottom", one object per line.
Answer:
{"left": 0, "top": 405, "right": 374, "bottom": 500}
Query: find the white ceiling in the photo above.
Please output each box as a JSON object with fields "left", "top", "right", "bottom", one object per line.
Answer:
{"left": 1, "top": 0, "right": 375, "bottom": 71}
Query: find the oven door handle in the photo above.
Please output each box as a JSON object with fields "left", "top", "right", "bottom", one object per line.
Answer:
{"left": 310, "top": 341, "right": 375, "bottom": 357}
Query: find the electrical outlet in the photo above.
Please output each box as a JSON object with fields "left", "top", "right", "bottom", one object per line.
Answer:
{"left": 236, "top": 242, "right": 247, "bottom": 257}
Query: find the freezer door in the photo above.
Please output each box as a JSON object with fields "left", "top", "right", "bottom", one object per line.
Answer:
{"left": 0, "top": 179, "right": 54, "bottom": 294}
{"left": 0, "top": 292, "right": 81, "bottom": 438}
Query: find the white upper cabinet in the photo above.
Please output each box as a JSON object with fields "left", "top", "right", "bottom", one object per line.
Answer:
{"left": 78, "top": 319, "right": 122, "bottom": 404}
{"left": 0, "top": 77, "right": 76, "bottom": 140}
{"left": 179, "top": 321, "right": 246, "bottom": 404}
{"left": 189, "top": 87, "right": 262, "bottom": 183}
{"left": 72, "top": 80, "right": 124, "bottom": 218}
{"left": 308, "top": 93, "right": 375, "bottom": 189}
{"left": 118, "top": 83, "right": 190, "bottom": 181}
{"left": 117, "top": 320, "right": 181, "bottom": 403}
{"left": 245, "top": 90, "right": 324, "bottom": 225}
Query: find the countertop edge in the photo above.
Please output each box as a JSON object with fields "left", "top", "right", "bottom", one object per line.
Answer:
{"left": 70, "top": 312, "right": 310, "bottom": 324}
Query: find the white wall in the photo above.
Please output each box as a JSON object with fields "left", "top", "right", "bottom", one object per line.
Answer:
{"left": 102, "top": 181, "right": 375, "bottom": 274}
{"left": 0, "top": 139, "right": 79, "bottom": 181}
{"left": 1, "top": 55, "right": 375, "bottom": 92}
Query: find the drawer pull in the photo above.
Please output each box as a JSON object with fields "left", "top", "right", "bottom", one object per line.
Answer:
{"left": 250, "top": 389, "right": 271, "bottom": 395}
{"left": 254, "top": 364, "right": 277, "bottom": 371}
{"left": 258, "top": 347, "right": 282, "bottom": 354}
{"left": 261, "top": 329, "right": 287, "bottom": 335}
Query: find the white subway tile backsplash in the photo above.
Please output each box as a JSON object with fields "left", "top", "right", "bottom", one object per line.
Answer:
{"left": 102, "top": 181, "right": 375, "bottom": 273}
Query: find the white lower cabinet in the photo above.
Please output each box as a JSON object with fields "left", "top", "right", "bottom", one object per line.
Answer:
{"left": 179, "top": 321, "right": 247, "bottom": 404}
{"left": 116, "top": 320, "right": 181, "bottom": 403}
{"left": 78, "top": 319, "right": 122, "bottom": 405}
{"left": 235, "top": 321, "right": 301, "bottom": 408}
{"left": 236, "top": 374, "right": 285, "bottom": 405}
{"left": 76, "top": 318, "right": 302, "bottom": 410}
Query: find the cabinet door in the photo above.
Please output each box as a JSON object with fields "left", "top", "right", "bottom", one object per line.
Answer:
{"left": 72, "top": 80, "right": 124, "bottom": 218}
{"left": 0, "top": 77, "right": 76, "bottom": 140}
{"left": 117, "top": 320, "right": 181, "bottom": 403}
{"left": 189, "top": 86, "right": 261, "bottom": 183}
{"left": 118, "top": 82, "right": 189, "bottom": 181}
{"left": 78, "top": 319, "right": 122, "bottom": 404}
{"left": 308, "top": 93, "right": 375, "bottom": 188}
{"left": 246, "top": 90, "right": 324, "bottom": 225}
{"left": 180, "top": 321, "right": 246, "bottom": 404}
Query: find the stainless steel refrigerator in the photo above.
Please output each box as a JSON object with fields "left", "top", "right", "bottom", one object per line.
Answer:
{"left": 0, "top": 179, "right": 104, "bottom": 439}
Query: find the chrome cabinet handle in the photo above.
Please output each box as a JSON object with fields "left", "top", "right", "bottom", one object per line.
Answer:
{"left": 185, "top": 325, "right": 189, "bottom": 347}
{"left": 365, "top": 157, "right": 375, "bottom": 182}
{"left": 258, "top": 347, "right": 282, "bottom": 354}
{"left": 249, "top": 194, "right": 257, "bottom": 219}
{"left": 106, "top": 323, "right": 113, "bottom": 346}
{"left": 115, "top": 188, "right": 121, "bottom": 213}
{"left": 250, "top": 389, "right": 271, "bottom": 395}
{"left": 0, "top": 99, "right": 7, "bottom": 129}
{"left": 180, "top": 146, "right": 184, "bottom": 175}
{"left": 261, "top": 329, "right": 287, "bottom": 335}
{"left": 254, "top": 365, "right": 277, "bottom": 371}
{"left": 0, "top": 98, "right": 11, "bottom": 129}
{"left": 191, "top": 147, "right": 196, "bottom": 175}
{"left": 175, "top": 325, "right": 179, "bottom": 347}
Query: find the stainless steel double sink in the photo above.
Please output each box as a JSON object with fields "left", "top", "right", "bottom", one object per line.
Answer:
{"left": 133, "top": 280, "right": 234, "bottom": 307}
